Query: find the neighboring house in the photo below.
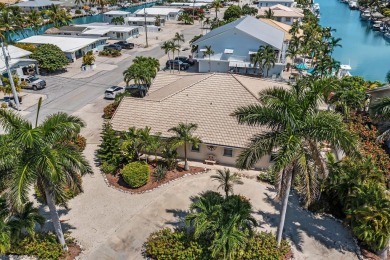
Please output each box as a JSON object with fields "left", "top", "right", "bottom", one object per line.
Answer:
{"left": 79, "top": 24, "right": 140, "bottom": 40}
{"left": 17, "top": 35, "right": 108, "bottom": 62}
{"left": 14, "top": 0, "right": 63, "bottom": 11}
{"left": 258, "top": 5, "right": 304, "bottom": 25}
{"left": 134, "top": 7, "right": 182, "bottom": 21}
{"left": 170, "top": 2, "right": 210, "bottom": 8}
{"left": 110, "top": 72, "right": 289, "bottom": 169}
{"left": 192, "top": 16, "right": 288, "bottom": 76}
{"left": 126, "top": 16, "right": 165, "bottom": 27}
{"left": 368, "top": 85, "right": 390, "bottom": 106}
{"left": 258, "top": 0, "right": 295, "bottom": 8}
{"left": 103, "top": 10, "right": 132, "bottom": 23}
{"left": 0, "top": 45, "right": 38, "bottom": 76}
{"left": 259, "top": 18, "right": 303, "bottom": 41}
{"left": 55, "top": 26, "right": 88, "bottom": 36}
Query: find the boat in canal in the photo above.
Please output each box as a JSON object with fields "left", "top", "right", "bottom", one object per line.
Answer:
{"left": 313, "top": 3, "right": 320, "bottom": 12}
{"left": 360, "top": 9, "right": 371, "bottom": 20}
{"left": 348, "top": 0, "right": 358, "bottom": 10}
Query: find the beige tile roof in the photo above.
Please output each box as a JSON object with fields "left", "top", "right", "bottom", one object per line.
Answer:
{"left": 259, "top": 18, "right": 303, "bottom": 41}
{"left": 258, "top": 5, "right": 304, "bottom": 18}
{"left": 111, "top": 72, "right": 288, "bottom": 148}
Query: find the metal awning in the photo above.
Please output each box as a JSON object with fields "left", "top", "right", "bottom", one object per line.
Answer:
{"left": 224, "top": 48, "right": 234, "bottom": 54}
{"left": 229, "top": 61, "right": 251, "bottom": 68}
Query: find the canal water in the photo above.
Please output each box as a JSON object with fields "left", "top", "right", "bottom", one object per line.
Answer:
{"left": 6, "top": 2, "right": 156, "bottom": 42}
{"left": 317, "top": 0, "right": 390, "bottom": 82}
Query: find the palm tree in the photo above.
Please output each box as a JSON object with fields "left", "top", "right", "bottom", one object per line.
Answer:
{"left": 211, "top": 0, "right": 223, "bottom": 19}
{"left": 370, "top": 97, "right": 390, "bottom": 142}
{"left": 263, "top": 8, "right": 274, "bottom": 19}
{"left": 155, "top": 15, "right": 161, "bottom": 26}
{"left": 0, "top": 197, "right": 11, "bottom": 254}
{"left": 211, "top": 168, "right": 243, "bottom": 198}
{"left": 0, "top": 106, "right": 92, "bottom": 250}
{"left": 147, "top": 134, "right": 162, "bottom": 164}
{"left": 199, "top": 13, "right": 205, "bottom": 33}
{"left": 178, "top": 12, "right": 193, "bottom": 24}
{"left": 173, "top": 32, "right": 185, "bottom": 71}
{"left": 260, "top": 45, "right": 277, "bottom": 77}
{"left": 203, "top": 45, "right": 214, "bottom": 72}
{"left": 8, "top": 202, "right": 45, "bottom": 239}
{"left": 27, "top": 10, "right": 43, "bottom": 35}
{"left": 168, "top": 122, "right": 201, "bottom": 171}
{"left": 289, "top": 21, "right": 300, "bottom": 37}
{"left": 250, "top": 48, "right": 263, "bottom": 77}
{"left": 111, "top": 16, "right": 125, "bottom": 25}
{"left": 204, "top": 17, "right": 211, "bottom": 33}
{"left": 161, "top": 40, "right": 174, "bottom": 72}
{"left": 232, "top": 79, "right": 357, "bottom": 246}
{"left": 386, "top": 70, "right": 390, "bottom": 84}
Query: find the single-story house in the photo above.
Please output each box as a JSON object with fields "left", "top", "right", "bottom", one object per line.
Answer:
{"left": 368, "top": 85, "right": 390, "bottom": 106}
{"left": 14, "top": 0, "right": 63, "bottom": 11}
{"left": 258, "top": 0, "right": 295, "bottom": 8}
{"left": 75, "top": 24, "right": 140, "bottom": 40}
{"left": 258, "top": 5, "right": 304, "bottom": 25}
{"left": 192, "top": 16, "right": 288, "bottom": 76}
{"left": 0, "top": 45, "right": 38, "bottom": 76}
{"left": 134, "top": 7, "right": 182, "bottom": 21}
{"left": 17, "top": 35, "right": 108, "bottom": 62}
{"left": 110, "top": 72, "right": 289, "bottom": 169}
{"left": 170, "top": 2, "right": 209, "bottom": 8}
{"left": 103, "top": 10, "right": 132, "bottom": 23}
{"left": 55, "top": 26, "right": 88, "bottom": 36}
{"left": 126, "top": 16, "right": 165, "bottom": 27}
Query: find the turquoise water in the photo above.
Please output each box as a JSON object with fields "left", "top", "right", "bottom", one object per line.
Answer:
{"left": 316, "top": 0, "right": 390, "bottom": 82}
{"left": 6, "top": 2, "right": 156, "bottom": 42}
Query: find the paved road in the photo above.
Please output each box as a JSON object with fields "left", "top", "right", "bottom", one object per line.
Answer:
{"left": 23, "top": 24, "right": 201, "bottom": 122}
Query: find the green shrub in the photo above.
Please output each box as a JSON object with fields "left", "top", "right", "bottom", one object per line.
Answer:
{"left": 97, "top": 122, "right": 122, "bottom": 167}
{"left": 121, "top": 161, "right": 150, "bottom": 188}
{"left": 237, "top": 232, "right": 290, "bottom": 260}
{"left": 1, "top": 103, "right": 7, "bottom": 109}
{"left": 145, "top": 228, "right": 204, "bottom": 260}
{"left": 154, "top": 165, "right": 167, "bottom": 182}
{"left": 30, "top": 44, "right": 69, "bottom": 72}
{"left": 257, "top": 170, "right": 276, "bottom": 185}
{"left": 8, "top": 233, "right": 63, "bottom": 259}
{"left": 99, "top": 49, "right": 121, "bottom": 57}
{"left": 75, "top": 9, "right": 82, "bottom": 14}
{"left": 101, "top": 161, "right": 116, "bottom": 174}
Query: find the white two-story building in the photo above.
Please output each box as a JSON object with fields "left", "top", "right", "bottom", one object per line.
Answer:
{"left": 192, "top": 16, "right": 288, "bottom": 77}
{"left": 258, "top": 0, "right": 295, "bottom": 8}
{"left": 258, "top": 5, "right": 304, "bottom": 25}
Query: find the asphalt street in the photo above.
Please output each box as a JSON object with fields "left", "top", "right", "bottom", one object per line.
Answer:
{"left": 23, "top": 24, "right": 201, "bottom": 122}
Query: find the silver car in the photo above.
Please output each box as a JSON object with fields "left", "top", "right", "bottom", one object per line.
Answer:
{"left": 104, "top": 86, "right": 124, "bottom": 99}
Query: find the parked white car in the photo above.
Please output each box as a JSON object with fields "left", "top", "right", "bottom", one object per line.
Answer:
{"left": 104, "top": 86, "right": 124, "bottom": 99}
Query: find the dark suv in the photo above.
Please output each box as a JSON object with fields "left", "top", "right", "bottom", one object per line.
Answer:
{"left": 125, "top": 84, "right": 148, "bottom": 97}
{"left": 174, "top": 56, "right": 195, "bottom": 66}
{"left": 104, "top": 44, "right": 122, "bottom": 51}
{"left": 166, "top": 60, "right": 190, "bottom": 70}
{"left": 116, "top": 41, "right": 134, "bottom": 49}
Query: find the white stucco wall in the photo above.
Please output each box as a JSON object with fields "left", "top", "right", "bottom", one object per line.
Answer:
{"left": 198, "top": 60, "right": 230, "bottom": 73}
{"left": 258, "top": 1, "right": 294, "bottom": 7}
{"left": 176, "top": 143, "right": 271, "bottom": 170}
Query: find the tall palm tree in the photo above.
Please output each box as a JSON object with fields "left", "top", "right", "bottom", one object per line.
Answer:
{"left": 161, "top": 40, "right": 174, "bottom": 72}
{"left": 232, "top": 79, "right": 357, "bottom": 246}
{"left": 203, "top": 45, "right": 214, "bottom": 72}
{"left": 27, "top": 10, "right": 43, "bottom": 35}
{"left": 370, "top": 97, "right": 390, "bottom": 142}
{"left": 250, "top": 47, "right": 264, "bottom": 76}
{"left": 111, "top": 16, "right": 125, "bottom": 25}
{"left": 173, "top": 32, "right": 185, "bottom": 71}
{"left": 211, "top": 168, "right": 243, "bottom": 198}
{"left": 168, "top": 122, "right": 201, "bottom": 171}
{"left": 0, "top": 106, "right": 92, "bottom": 250}
{"left": 211, "top": 0, "right": 223, "bottom": 19}
{"left": 204, "top": 17, "right": 211, "bottom": 33}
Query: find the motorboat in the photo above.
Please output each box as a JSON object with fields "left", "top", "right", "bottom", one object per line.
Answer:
{"left": 349, "top": 0, "right": 358, "bottom": 10}
{"left": 372, "top": 21, "right": 382, "bottom": 31}
{"left": 360, "top": 9, "right": 371, "bottom": 20}
{"left": 384, "top": 32, "right": 390, "bottom": 41}
{"left": 313, "top": 3, "right": 320, "bottom": 12}
{"left": 340, "top": 0, "right": 348, "bottom": 3}
{"left": 337, "top": 64, "right": 352, "bottom": 78}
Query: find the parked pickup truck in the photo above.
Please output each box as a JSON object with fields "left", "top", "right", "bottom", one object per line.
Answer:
{"left": 20, "top": 75, "right": 46, "bottom": 90}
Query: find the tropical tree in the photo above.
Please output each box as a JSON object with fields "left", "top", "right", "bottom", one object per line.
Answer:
{"left": 155, "top": 15, "right": 161, "bottom": 26}
{"left": 211, "top": 0, "right": 223, "bottom": 18}
{"left": 204, "top": 17, "right": 211, "bottom": 33}
{"left": 123, "top": 56, "right": 160, "bottom": 86}
{"left": 168, "top": 122, "right": 201, "bottom": 171}
{"left": 189, "top": 34, "right": 203, "bottom": 57}
{"left": 260, "top": 45, "right": 277, "bottom": 77}
{"left": 223, "top": 5, "right": 241, "bottom": 21}
{"left": 178, "top": 12, "right": 193, "bottom": 24}
{"left": 0, "top": 106, "right": 92, "bottom": 250}
{"left": 370, "top": 96, "right": 390, "bottom": 142}
{"left": 241, "top": 4, "right": 257, "bottom": 16}
{"left": 111, "top": 16, "right": 125, "bottom": 25}
{"left": 173, "top": 32, "right": 185, "bottom": 71}
{"left": 30, "top": 44, "right": 69, "bottom": 72}
{"left": 250, "top": 48, "right": 263, "bottom": 77}
{"left": 203, "top": 45, "right": 214, "bottom": 72}
{"left": 46, "top": 4, "right": 71, "bottom": 27}
{"left": 386, "top": 70, "right": 390, "bottom": 84}
{"left": 232, "top": 78, "right": 357, "bottom": 246}
{"left": 146, "top": 134, "right": 162, "bottom": 164}
{"left": 211, "top": 168, "right": 243, "bottom": 198}
{"left": 27, "top": 10, "right": 43, "bottom": 35}
{"left": 161, "top": 40, "right": 174, "bottom": 71}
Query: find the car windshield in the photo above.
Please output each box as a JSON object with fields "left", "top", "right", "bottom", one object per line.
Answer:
{"left": 29, "top": 76, "right": 39, "bottom": 81}
{"left": 105, "top": 90, "right": 113, "bottom": 94}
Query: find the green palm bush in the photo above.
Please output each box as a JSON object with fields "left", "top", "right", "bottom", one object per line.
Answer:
{"left": 211, "top": 168, "right": 243, "bottom": 198}
{"left": 121, "top": 161, "right": 150, "bottom": 188}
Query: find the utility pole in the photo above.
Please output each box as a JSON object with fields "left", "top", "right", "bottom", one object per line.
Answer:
{"left": 192, "top": 0, "right": 195, "bottom": 23}
{"left": 144, "top": 5, "right": 148, "bottom": 48}
{"left": 1, "top": 41, "right": 20, "bottom": 111}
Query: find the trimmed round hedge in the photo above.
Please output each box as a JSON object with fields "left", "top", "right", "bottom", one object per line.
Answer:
{"left": 121, "top": 161, "right": 150, "bottom": 188}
